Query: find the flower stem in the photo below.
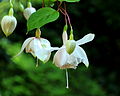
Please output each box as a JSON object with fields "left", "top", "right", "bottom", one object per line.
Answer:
{"left": 9, "top": 0, "right": 14, "bottom": 16}
{"left": 10, "top": 0, "right": 13, "bottom": 8}
{"left": 66, "top": 69, "right": 69, "bottom": 89}
{"left": 42, "top": 0, "right": 45, "bottom": 7}
{"left": 69, "top": 27, "right": 74, "bottom": 40}
{"left": 35, "top": 29, "right": 41, "bottom": 38}
{"left": 36, "top": 58, "right": 39, "bottom": 67}
{"left": 27, "top": 1, "right": 32, "bottom": 8}
{"left": 9, "top": 8, "right": 14, "bottom": 16}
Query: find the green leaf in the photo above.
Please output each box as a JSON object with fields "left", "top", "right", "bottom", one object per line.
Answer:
{"left": 44, "top": 0, "right": 55, "bottom": 7}
{"left": 27, "top": 7, "right": 59, "bottom": 32}
{"left": 58, "top": 0, "right": 80, "bottom": 2}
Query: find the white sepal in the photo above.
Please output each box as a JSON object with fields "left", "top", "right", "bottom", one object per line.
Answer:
{"left": 76, "top": 33, "right": 95, "bottom": 45}
{"left": 15, "top": 37, "right": 34, "bottom": 57}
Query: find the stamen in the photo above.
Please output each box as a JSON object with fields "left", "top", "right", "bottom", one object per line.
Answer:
{"left": 66, "top": 69, "right": 69, "bottom": 89}
{"left": 36, "top": 58, "right": 39, "bottom": 67}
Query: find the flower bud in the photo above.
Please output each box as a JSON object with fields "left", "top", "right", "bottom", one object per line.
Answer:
{"left": 1, "top": 15, "right": 17, "bottom": 37}
{"left": 23, "top": 2, "right": 36, "bottom": 20}
{"left": 65, "top": 40, "right": 76, "bottom": 54}
{"left": 62, "top": 31, "right": 68, "bottom": 45}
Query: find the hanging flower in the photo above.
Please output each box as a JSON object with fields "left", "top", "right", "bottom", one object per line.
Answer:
{"left": 23, "top": 2, "right": 36, "bottom": 20}
{"left": 16, "top": 29, "right": 59, "bottom": 63}
{"left": 1, "top": 8, "right": 17, "bottom": 37}
{"left": 53, "top": 31, "right": 95, "bottom": 69}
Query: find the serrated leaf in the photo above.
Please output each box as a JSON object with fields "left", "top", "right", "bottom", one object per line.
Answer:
{"left": 27, "top": 7, "right": 59, "bottom": 32}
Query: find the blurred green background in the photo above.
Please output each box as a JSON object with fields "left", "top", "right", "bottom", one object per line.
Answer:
{"left": 0, "top": 0, "right": 120, "bottom": 96}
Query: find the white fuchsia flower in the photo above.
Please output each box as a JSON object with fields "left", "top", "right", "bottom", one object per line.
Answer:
{"left": 53, "top": 31, "right": 95, "bottom": 69}
{"left": 16, "top": 29, "right": 59, "bottom": 63}
{"left": 23, "top": 2, "right": 36, "bottom": 20}
{"left": 1, "top": 8, "right": 17, "bottom": 37}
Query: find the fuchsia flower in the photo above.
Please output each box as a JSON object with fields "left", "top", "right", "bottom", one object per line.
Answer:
{"left": 53, "top": 31, "right": 95, "bottom": 69}
{"left": 16, "top": 29, "right": 59, "bottom": 63}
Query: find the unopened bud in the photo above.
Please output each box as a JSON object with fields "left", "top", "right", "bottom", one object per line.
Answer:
{"left": 62, "top": 30, "right": 68, "bottom": 44}
{"left": 1, "top": 15, "right": 17, "bottom": 37}
{"left": 23, "top": 2, "right": 36, "bottom": 20}
{"left": 65, "top": 40, "right": 76, "bottom": 54}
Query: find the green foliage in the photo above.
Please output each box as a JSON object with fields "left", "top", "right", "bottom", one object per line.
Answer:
{"left": 0, "top": 38, "right": 106, "bottom": 96}
{"left": 43, "top": 0, "right": 55, "bottom": 7}
{"left": 58, "top": 0, "right": 80, "bottom": 2}
{"left": 27, "top": 7, "right": 59, "bottom": 32}
{"left": 0, "top": 1, "right": 9, "bottom": 21}
{"left": 0, "top": 0, "right": 120, "bottom": 96}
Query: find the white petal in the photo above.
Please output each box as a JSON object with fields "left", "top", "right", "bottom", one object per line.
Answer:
{"left": 33, "top": 39, "right": 50, "bottom": 62}
{"left": 40, "top": 38, "right": 51, "bottom": 48}
{"left": 62, "top": 31, "right": 68, "bottom": 44}
{"left": 43, "top": 52, "right": 51, "bottom": 63}
{"left": 76, "top": 33, "right": 95, "bottom": 45}
{"left": 35, "top": 48, "right": 51, "bottom": 62}
{"left": 25, "top": 39, "right": 34, "bottom": 52}
{"left": 25, "top": 39, "right": 36, "bottom": 57}
{"left": 73, "top": 45, "right": 89, "bottom": 67}
{"left": 53, "top": 48, "right": 68, "bottom": 67}
{"left": 15, "top": 37, "right": 34, "bottom": 57}
{"left": 34, "top": 38, "right": 42, "bottom": 49}
{"left": 66, "top": 55, "right": 79, "bottom": 66}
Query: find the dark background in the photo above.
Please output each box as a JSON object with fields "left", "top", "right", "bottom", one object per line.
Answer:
{"left": 0, "top": 0, "right": 120, "bottom": 96}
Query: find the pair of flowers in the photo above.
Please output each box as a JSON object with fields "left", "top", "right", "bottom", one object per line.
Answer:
{"left": 17, "top": 28, "right": 95, "bottom": 69}
{"left": 16, "top": 28, "right": 95, "bottom": 88}
{"left": 1, "top": 1, "right": 36, "bottom": 37}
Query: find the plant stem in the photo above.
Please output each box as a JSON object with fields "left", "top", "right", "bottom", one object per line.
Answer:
{"left": 36, "top": 58, "right": 39, "bottom": 67}
{"left": 66, "top": 69, "right": 69, "bottom": 89}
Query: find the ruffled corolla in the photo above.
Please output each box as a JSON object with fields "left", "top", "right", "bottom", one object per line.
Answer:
{"left": 16, "top": 37, "right": 59, "bottom": 63}
{"left": 53, "top": 31, "right": 95, "bottom": 69}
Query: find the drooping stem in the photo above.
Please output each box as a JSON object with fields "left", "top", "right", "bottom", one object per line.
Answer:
{"left": 27, "top": 1, "right": 32, "bottom": 7}
{"left": 66, "top": 69, "right": 69, "bottom": 89}
{"left": 64, "top": 9, "right": 72, "bottom": 28}
{"left": 9, "top": 0, "right": 14, "bottom": 16}
{"left": 63, "top": 3, "right": 68, "bottom": 26}
{"left": 57, "top": 1, "right": 62, "bottom": 10}
{"left": 10, "top": 0, "right": 13, "bottom": 8}
{"left": 65, "top": 14, "right": 67, "bottom": 25}
{"left": 63, "top": 3, "right": 74, "bottom": 40}
{"left": 69, "top": 26, "right": 74, "bottom": 40}
{"left": 59, "top": 9, "right": 65, "bottom": 15}
{"left": 58, "top": 2, "right": 74, "bottom": 40}
{"left": 59, "top": 7, "right": 73, "bottom": 29}
{"left": 42, "top": 0, "right": 45, "bottom": 7}
{"left": 36, "top": 58, "right": 39, "bottom": 67}
{"left": 35, "top": 28, "right": 41, "bottom": 38}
